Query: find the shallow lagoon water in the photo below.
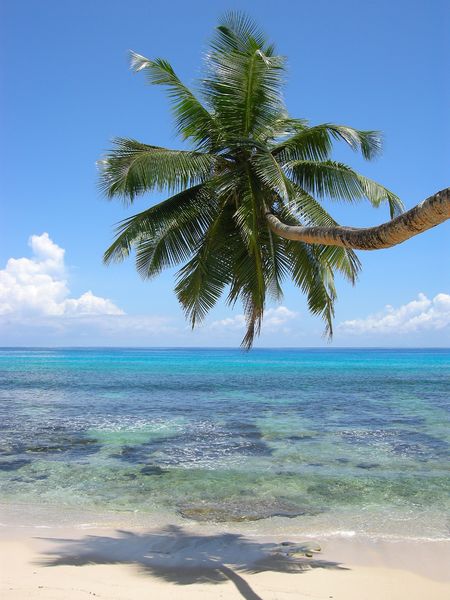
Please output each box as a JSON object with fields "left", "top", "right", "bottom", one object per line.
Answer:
{"left": 0, "top": 348, "right": 449, "bottom": 539}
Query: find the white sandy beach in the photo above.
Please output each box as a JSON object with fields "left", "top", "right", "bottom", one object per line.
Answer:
{"left": 1, "top": 521, "right": 449, "bottom": 600}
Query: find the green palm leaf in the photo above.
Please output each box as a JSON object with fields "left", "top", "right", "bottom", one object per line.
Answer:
{"left": 203, "top": 15, "right": 285, "bottom": 141}
{"left": 104, "top": 185, "right": 215, "bottom": 270}
{"left": 99, "top": 138, "right": 220, "bottom": 202}
{"left": 273, "top": 124, "right": 382, "bottom": 162}
{"left": 130, "top": 52, "right": 217, "bottom": 148}
{"left": 288, "top": 160, "right": 403, "bottom": 217}
{"left": 175, "top": 205, "right": 235, "bottom": 326}
{"left": 284, "top": 238, "right": 337, "bottom": 337}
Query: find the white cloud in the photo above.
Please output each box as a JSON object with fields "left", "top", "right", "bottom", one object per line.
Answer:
{"left": 63, "top": 291, "right": 123, "bottom": 316}
{"left": 210, "top": 306, "right": 298, "bottom": 332}
{"left": 264, "top": 306, "right": 298, "bottom": 328}
{"left": 340, "top": 293, "right": 450, "bottom": 335}
{"left": 210, "top": 314, "right": 246, "bottom": 331}
{"left": 0, "top": 233, "right": 183, "bottom": 345}
{"left": 0, "top": 233, "right": 123, "bottom": 317}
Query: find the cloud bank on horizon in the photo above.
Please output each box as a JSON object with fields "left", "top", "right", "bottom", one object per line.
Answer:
{"left": 340, "top": 293, "right": 450, "bottom": 335}
{"left": 0, "top": 233, "right": 449, "bottom": 346}
{"left": 210, "top": 306, "right": 298, "bottom": 332}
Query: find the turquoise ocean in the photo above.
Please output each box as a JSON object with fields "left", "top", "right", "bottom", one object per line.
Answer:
{"left": 0, "top": 348, "right": 449, "bottom": 540}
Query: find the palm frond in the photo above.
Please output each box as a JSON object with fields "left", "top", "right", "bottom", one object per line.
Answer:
{"left": 203, "top": 16, "right": 286, "bottom": 141}
{"left": 134, "top": 197, "right": 221, "bottom": 279}
{"left": 318, "top": 244, "right": 361, "bottom": 284}
{"left": 326, "top": 124, "right": 382, "bottom": 159}
{"left": 241, "top": 295, "right": 264, "bottom": 349}
{"left": 227, "top": 245, "right": 265, "bottom": 350}
{"left": 212, "top": 11, "right": 269, "bottom": 55}
{"left": 273, "top": 123, "right": 382, "bottom": 162}
{"left": 130, "top": 52, "right": 217, "bottom": 147}
{"left": 284, "top": 238, "right": 336, "bottom": 337}
{"left": 288, "top": 160, "right": 403, "bottom": 216}
{"left": 175, "top": 205, "right": 234, "bottom": 326}
{"left": 227, "top": 173, "right": 268, "bottom": 348}
{"left": 357, "top": 175, "right": 404, "bottom": 217}
{"left": 99, "top": 138, "right": 219, "bottom": 202}
{"left": 104, "top": 185, "right": 207, "bottom": 264}
{"left": 103, "top": 185, "right": 218, "bottom": 278}
{"left": 264, "top": 227, "right": 291, "bottom": 301}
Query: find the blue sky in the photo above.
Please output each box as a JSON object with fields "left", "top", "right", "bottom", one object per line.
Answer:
{"left": 1, "top": 0, "right": 449, "bottom": 346}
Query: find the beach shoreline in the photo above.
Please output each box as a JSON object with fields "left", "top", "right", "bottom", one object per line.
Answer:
{"left": 1, "top": 518, "right": 449, "bottom": 600}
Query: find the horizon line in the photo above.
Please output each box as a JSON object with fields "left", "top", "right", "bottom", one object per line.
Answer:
{"left": 1, "top": 346, "right": 449, "bottom": 351}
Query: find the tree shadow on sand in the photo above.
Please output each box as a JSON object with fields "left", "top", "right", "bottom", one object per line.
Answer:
{"left": 36, "top": 525, "right": 348, "bottom": 600}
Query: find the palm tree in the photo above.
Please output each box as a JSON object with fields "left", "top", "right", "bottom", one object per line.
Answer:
{"left": 99, "top": 12, "right": 449, "bottom": 348}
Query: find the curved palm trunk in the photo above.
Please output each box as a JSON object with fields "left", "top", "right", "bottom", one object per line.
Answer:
{"left": 266, "top": 187, "right": 450, "bottom": 250}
